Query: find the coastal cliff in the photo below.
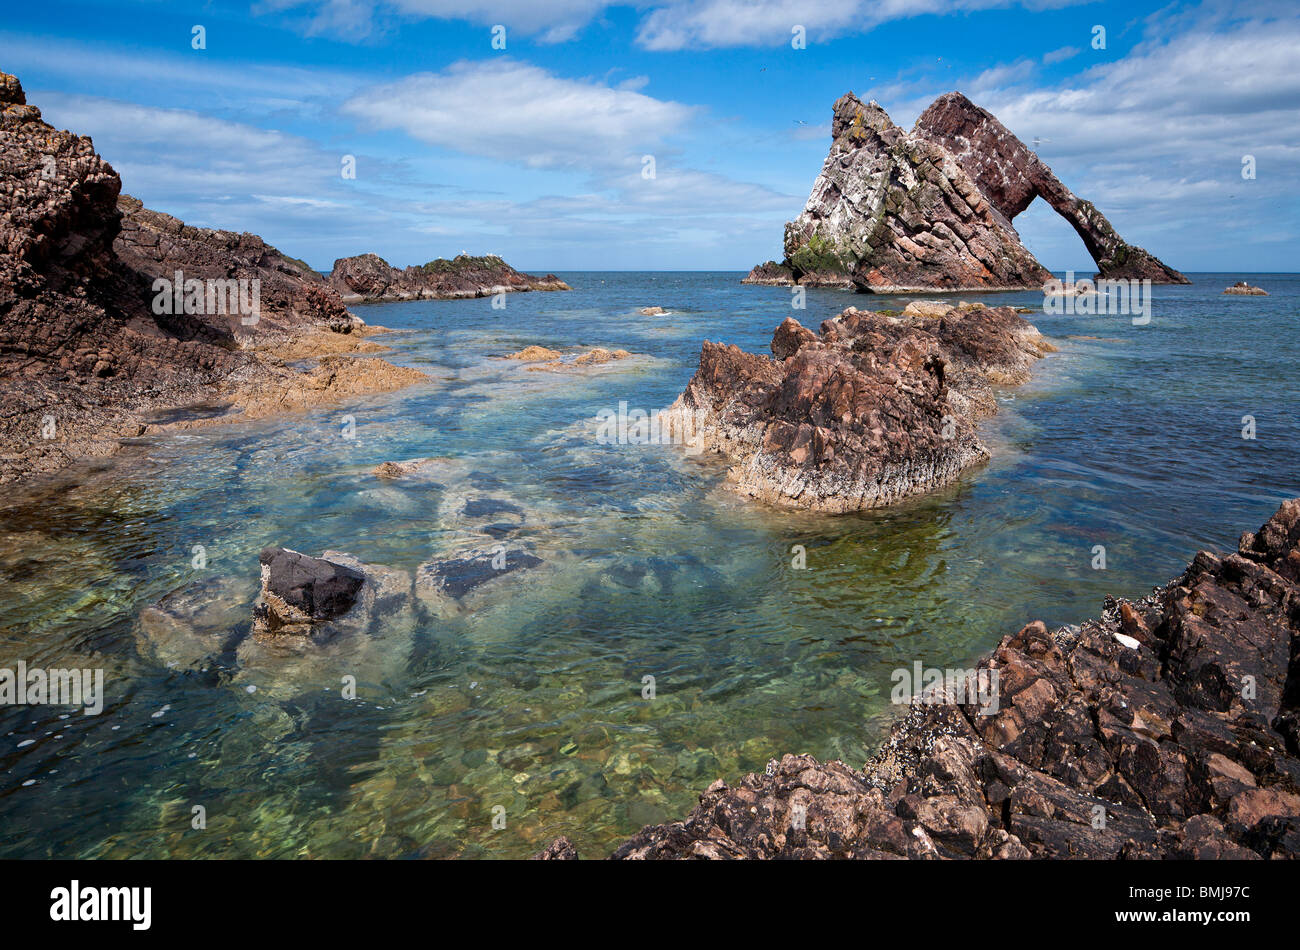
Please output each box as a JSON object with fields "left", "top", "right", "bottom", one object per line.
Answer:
{"left": 746, "top": 91, "right": 1186, "bottom": 291}
{"left": 660, "top": 303, "right": 1054, "bottom": 512}
{"left": 114, "top": 194, "right": 362, "bottom": 347}
{"left": 0, "top": 70, "right": 424, "bottom": 485}
{"left": 538, "top": 498, "right": 1300, "bottom": 860}
{"left": 328, "top": 252, "right": 569, "bottom": 303}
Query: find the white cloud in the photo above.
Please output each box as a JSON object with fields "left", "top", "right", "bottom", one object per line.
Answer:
{"left": 0, "top": 31, "right": 359, "bottom": 116}
{"left": 636, "top": 0, "right": 864, "bottom": 50}
{"left": 264, "top": 0, "right": 612, "bottom": 42}
{"left": 1041, "top": 46, "right": 1078, "bottom": 65}
{"left": 341, "top": 59, "right": 698, "bottom": 170}
{"left": 632, "top": 0, "right": 1091, "bottom": 50}
{"left": 262, "top": 0, "right": 1092, "bottom": 48}
{"left": 35, "top": 94, "right": 333, "bottom": 192}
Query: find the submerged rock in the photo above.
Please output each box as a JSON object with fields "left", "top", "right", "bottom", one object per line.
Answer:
{"left": 1041, "top": 281, "right": 1100, "bottom": 297}
{"left": 659, "top": 305, "right": 1053, "bottom": 512}
{"left": 372, "top": 457, "right": 444, "bottom": 479}
{"left": 416, "top": 545, "right": 545, "bottom": 605}
{"left": 574, "top": 348, "right": 629, "bottom": 365}
{"left": 542, "top": 499, "right": 1300, "bottom": 860}
{"left": 750, "top": 90, "right": 1185, "bottom": 291}
{"left": 521, "top": 347, "right": 634, "bottom": 372}
{"left": 236, "top": 550, "right": 416, "bottom": 700}
{"left": 137, "top": 574, "right": 257, "bottom": 669}
{"left": 1224, "top": 281, "right": 1268, "bottom": 296}
{"left": 504, "top": 345, "right": 562, "bottom": 361}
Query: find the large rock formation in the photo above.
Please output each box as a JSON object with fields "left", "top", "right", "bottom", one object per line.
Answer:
{"left": 0, "top": 70, "right": 424, "bottom": 484}
{"left": 749, "top": 91, "right": 1186, "bottom": 291}
{"left": 328, "top": 252, "right": 569, "bottom": 303}
{"left": 914, "top": 93, "right": 1187, "bottom": 285}
{"left": 114, "top": 195, "right": 362, "bottom": 347}
{"left": 541, "top": 498, "right": 1300, "bottom": 860}
{"left": 1, "top": 70, "right": 247, "bottom": 482}
{"left": 660, "top": 303, "right": 1053, "bottom": 512}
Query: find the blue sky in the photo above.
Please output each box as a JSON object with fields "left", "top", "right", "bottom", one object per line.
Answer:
{"left": 3, "top": 0, "right": 1297, "bottom": 271}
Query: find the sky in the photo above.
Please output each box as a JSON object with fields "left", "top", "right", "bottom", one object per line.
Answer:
{"left": 3, "top": 0, "right": 1297, "bottom": 272}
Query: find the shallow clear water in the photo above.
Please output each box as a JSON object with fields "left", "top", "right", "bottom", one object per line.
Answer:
{"left": 1, "top": 272, "right": 1297, "bottom": 858}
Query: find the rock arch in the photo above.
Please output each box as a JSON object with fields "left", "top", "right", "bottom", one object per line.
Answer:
{"left": 758, "top": 91, "right": 1187, "bottom": 292}
{"left": 914, "top": 92, "right": 1187, "bottom": 284}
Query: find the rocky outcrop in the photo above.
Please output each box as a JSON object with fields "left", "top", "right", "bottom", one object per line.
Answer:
{"left": 328, "top": 252, "right": 569, "bottom": 303}
{"left": 756, "top": 91, "right": 1186, "bottom": 292}
{"left": 659, "top": 304, "right": 1053, "bottom": 512}
{"left": 114, "top": 195, "right": 362, "bottom": 347}
{"left": 1, "top": 70, "right": 247, "bottom": 482}
{"left": 742, "top": 261, "right": 853, "bottom": 288}
{"left": 542, "top": 498, "right": 1300, "bottom": 860}
{"left": 0, "top": 70, "right": 425, "bottom": 485}
{"left": 506, "top": 345, "right": 633, "bottom": 372}
{"left": 504, "top": 345, "right": 562, "bottom": 361}
{"left": 742, "top": 261, "right": 796, "bottom": 285}
{"left": 1224, "top": 281, "right": 1268, "bottom": 296}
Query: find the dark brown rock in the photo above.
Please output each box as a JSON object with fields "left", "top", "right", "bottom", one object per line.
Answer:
{"left": 253, "top": 547, "right": 366, "bottom": 633}
{"left": 0, "top": 70, "right": 249, "bottom": 483}
{"left": 113, "top": 194, "right": 361, "bottom": 346}
{"left": 742, "top": 260, "right": 852, "bottom": 288}
{"left": 532, "top": 836, "right": 579, "bottom": 860}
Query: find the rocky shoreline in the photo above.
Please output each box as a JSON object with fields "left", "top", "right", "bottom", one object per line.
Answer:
{"left": 2, "top": 69, "right": 561, "bottom": 486}
{"left": 536, "top": 498, "right": 1300, "bottom": 859}
{"left": 747, "top": 91, "right": 1186, "bottom": 293}
{"left": 660, "top": 303, "right": 1054, "bottom": 512}
{"left": 328, "top": 252, "right": 569, "bottom": 303}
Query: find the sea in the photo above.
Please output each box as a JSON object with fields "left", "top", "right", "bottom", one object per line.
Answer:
{"left": 0, "top": 271, "right": 1295, "bottom": 858}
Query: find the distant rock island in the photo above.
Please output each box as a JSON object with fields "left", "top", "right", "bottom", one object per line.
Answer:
{"left": 328, "top": 252, "right": 569, "bottom": 303}
{"left": 746, "top": 91, "right": 1187, "bottom": 292}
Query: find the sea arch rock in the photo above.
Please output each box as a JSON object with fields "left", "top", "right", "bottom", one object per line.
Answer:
{"left": 761, "top": 91, "right": 1186, "bottom": 292}
{"left": 913, "top": 92, "right": 1187, "bottom": 285}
